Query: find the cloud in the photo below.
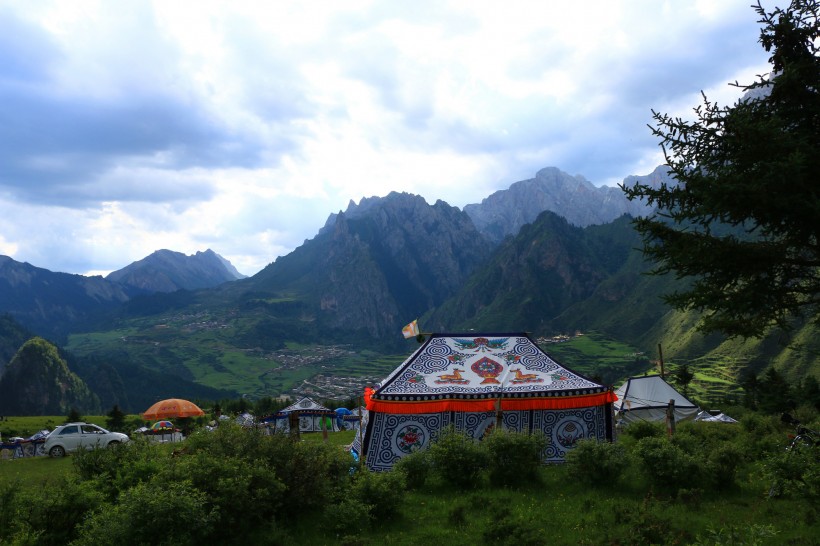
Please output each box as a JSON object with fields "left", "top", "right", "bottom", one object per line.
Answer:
{"left": 0, "top": 0, "right": 775, "bottom": 276}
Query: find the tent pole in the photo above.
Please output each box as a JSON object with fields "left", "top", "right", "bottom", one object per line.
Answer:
{"left": 357, "top": 397, "right": 364, "bottom": 465}
{"left": 657, "top": 343, "right": 665, "bottom": 379}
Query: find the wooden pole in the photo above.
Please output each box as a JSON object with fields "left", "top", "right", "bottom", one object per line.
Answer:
{"left": 289, "top": 412, "right": 300, "bottom": 440}
{"left": 657, "top": 343, "right": 665, "bottom": 379}
{"left": 495, "top": 397, "right": 503, "bottom": 430}
{"left": 665, "top": 399, "right": 676, "bottom": 437}
{"left": 321, "top": 413, "right": 328, "bottom": 442}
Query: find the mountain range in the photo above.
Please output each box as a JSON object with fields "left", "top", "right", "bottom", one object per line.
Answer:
{"left": 1, "top": 165, "right": 815, "bottom": 414}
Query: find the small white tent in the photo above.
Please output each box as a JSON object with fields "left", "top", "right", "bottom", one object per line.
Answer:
{"left": 264, "top": 397, "right": 338, "bottom": 433}
{"left": 614, "top": 375, "right": 698, "bottom": 425}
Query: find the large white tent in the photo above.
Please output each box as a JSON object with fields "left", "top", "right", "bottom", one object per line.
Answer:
{"left": 614, "top": 375, "right": 699, "bottom": 425}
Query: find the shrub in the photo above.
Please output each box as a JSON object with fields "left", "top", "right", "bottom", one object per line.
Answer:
{"left": 161, "top": 451, "right": 286, "bottom": 539}
{"left": 322, "top": 497, "right": 372, "bottom": 535}
{"left": 634, "top": 436, "right": 701, "bottom": 492}
{"left": 12, "top": 476, "right": 105, "bottom": 545}
{"left": 565, "top": 439, "right": 627, "bottom": 486}
{"left": 427, "top": 426, "right": 488, "bottom": 489}
{"left": 72, "top": 437, "right": 163, "bottom": 499}
{"left": 393, "top": 449, "right": 432, "bottom": 490}
{"left": 482, "top": 513, "right": 548, "bottom": 546}
{"left": 266, "top": 436, "right": 353, "bottom": 514}
{"left": 620, "top": 420, "right": 664, "bottom": 442}
{"left": 347, "top": 467, "right": 406, "bottom": 520}
{"left": 483, "top": 430, "right": 546, "bottom": 487}
{"left": 72, "top": 480, "right": 215, "bottom": 546}
{"left": 184, "top": 422, "right": 351, "bottom": 515}
{"left": 184, "top": 421, "right": 268, "bottom": 460}
{"left": 763, "top": 446, "right": 820, "bottom": 499}
{"left": 705, "top": 443, "right": 743, "bottom": 490}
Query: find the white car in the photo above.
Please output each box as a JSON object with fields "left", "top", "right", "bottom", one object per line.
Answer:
{"left": 43, "top": 422, "right": 129, "bottom": 457}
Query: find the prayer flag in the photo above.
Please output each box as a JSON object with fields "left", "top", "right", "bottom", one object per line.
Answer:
{"left": 401, "top": 319, "right": 420, "bottom": 339}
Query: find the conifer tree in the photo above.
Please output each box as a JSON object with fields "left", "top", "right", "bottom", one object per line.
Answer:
{"left": 622, "top": 0, "right": 820, "bottom": 337}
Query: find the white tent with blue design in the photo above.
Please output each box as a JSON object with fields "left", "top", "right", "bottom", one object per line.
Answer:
{"left": 263, "top": 396, "right": 338, "bottom": 433}
{"left": 360, "top": 333, "right": 616, "bottom": 471}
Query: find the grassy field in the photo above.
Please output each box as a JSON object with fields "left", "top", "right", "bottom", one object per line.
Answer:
{"left": 0, "top": 415, "right": 112, "bottom": 439}
{"left": 542, "top": 332, "right": 652, "bottom": 386}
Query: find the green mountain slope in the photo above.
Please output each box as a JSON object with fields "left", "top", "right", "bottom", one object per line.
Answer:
{"left": 0, "top": 337, "right": 100, "bottom": 415}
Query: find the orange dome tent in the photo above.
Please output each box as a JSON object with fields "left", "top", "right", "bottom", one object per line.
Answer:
{"left": 141, "top": 398, "right": 205, "bottom": 420}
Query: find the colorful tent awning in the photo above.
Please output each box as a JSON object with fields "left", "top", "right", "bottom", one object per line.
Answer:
{"left": 366, "top": 333, "right": 615, "bottom": 413}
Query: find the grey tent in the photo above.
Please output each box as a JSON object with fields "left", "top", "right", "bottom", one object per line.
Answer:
{"left": 614, "top": 375, "right": 698, "bottom": 425}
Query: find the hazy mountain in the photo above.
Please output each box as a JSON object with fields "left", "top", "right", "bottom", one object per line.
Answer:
{"left": 463, "top": 165, "right": 671, "bottom": 243}
{"left": 107, "top": 249, "right": 245, "bottom": 293}
{"left": 0, "top": 255, "right": 136, "bottom": 340}
{"left": 0, "top": 337, "right": 100, "bottom": 415}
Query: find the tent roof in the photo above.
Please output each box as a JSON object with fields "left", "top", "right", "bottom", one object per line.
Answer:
{"left": 279, "top": 396, "right": 334, "bottom": 414}
{"left": 694, "top": 410, "right": 738, "bottom": 423}
{"left": 368, "top": 333, "right": 613, "bottom": 413}
{"left": 614, "top": 375, "right": 697, "bottom": 413}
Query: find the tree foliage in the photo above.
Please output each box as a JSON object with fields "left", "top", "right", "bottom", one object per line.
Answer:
{"left": 621, "top": 0, "right": 820, "bottom": 337}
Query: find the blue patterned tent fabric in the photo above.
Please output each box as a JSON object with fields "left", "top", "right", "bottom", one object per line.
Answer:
{"left": 361, "top": 333, "right": 615, "bottom": 470}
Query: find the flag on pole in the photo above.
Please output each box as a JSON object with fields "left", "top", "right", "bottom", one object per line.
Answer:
{"left": 401, "top": 319, "right": 420, "bottom": 339}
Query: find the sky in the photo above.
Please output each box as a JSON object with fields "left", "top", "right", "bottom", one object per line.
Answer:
{"left": 0, "top": 1, "right": 774, "bottom": 277}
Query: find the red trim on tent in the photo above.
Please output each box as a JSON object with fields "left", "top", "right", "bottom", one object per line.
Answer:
{"left": 366, "top": 391, "right": 617, "bottom": 414}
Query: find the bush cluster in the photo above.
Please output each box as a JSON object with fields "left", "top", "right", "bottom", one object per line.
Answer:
{"left": 0, "top": 423, "right": 401, "bottom": 545}
{"left": 392, "top": 426, "right": 546, "bottom": 490}
{"left": 2, "top": 410, "right": 818, "bottom": 543}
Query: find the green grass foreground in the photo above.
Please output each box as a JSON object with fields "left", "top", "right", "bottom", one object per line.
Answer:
{"left": 1, "top": 417, "right": 818, "bottom": 545}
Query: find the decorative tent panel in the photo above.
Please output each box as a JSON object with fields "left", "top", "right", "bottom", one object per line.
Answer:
{"left": 365, "top": 412, "right": 450, "bottom": 471}
{"left": 534, "top": 405, "right": 609, "bottom": 462}
{"left": 374, "top": 335, "right": 605, "bottom": 401}
{"left": 362, "top": 333, "right": 615, "bottom": 470}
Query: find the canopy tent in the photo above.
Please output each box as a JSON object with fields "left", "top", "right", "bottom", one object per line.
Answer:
{"left": 614, "top": 375, "right": 699, "bottom": 425}
{"left": 360, "top": 333, "right": 616, "bottom": 471}
{"left": 141, "top": 398, "right": 205, "bottom": 420}
{"left": 263, "top": 397, "right": 338, "bottom": 433}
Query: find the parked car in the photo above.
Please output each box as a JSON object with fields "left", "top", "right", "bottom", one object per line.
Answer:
{"left": 43, "top": 422, "right": 129, "bottom": 457}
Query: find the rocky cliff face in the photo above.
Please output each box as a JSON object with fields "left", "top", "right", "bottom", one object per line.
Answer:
{"left": 463, "top": 166, "right": 671, "bottom": 243}
{"left": 252, "top": 192, "right": 490, "bottom": 338}
{"left": 106, "top": 249, "right": 244, "bottom": 293}
{"left": 427, "top": 210, "right": 625, "bottom": 332}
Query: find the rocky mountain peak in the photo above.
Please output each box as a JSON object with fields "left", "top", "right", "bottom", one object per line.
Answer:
{"left": 106, "top": 248, "right": 244, "bottom": 293}
{"left": 463, "top": 166, "right": 670, "bottom": 243}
